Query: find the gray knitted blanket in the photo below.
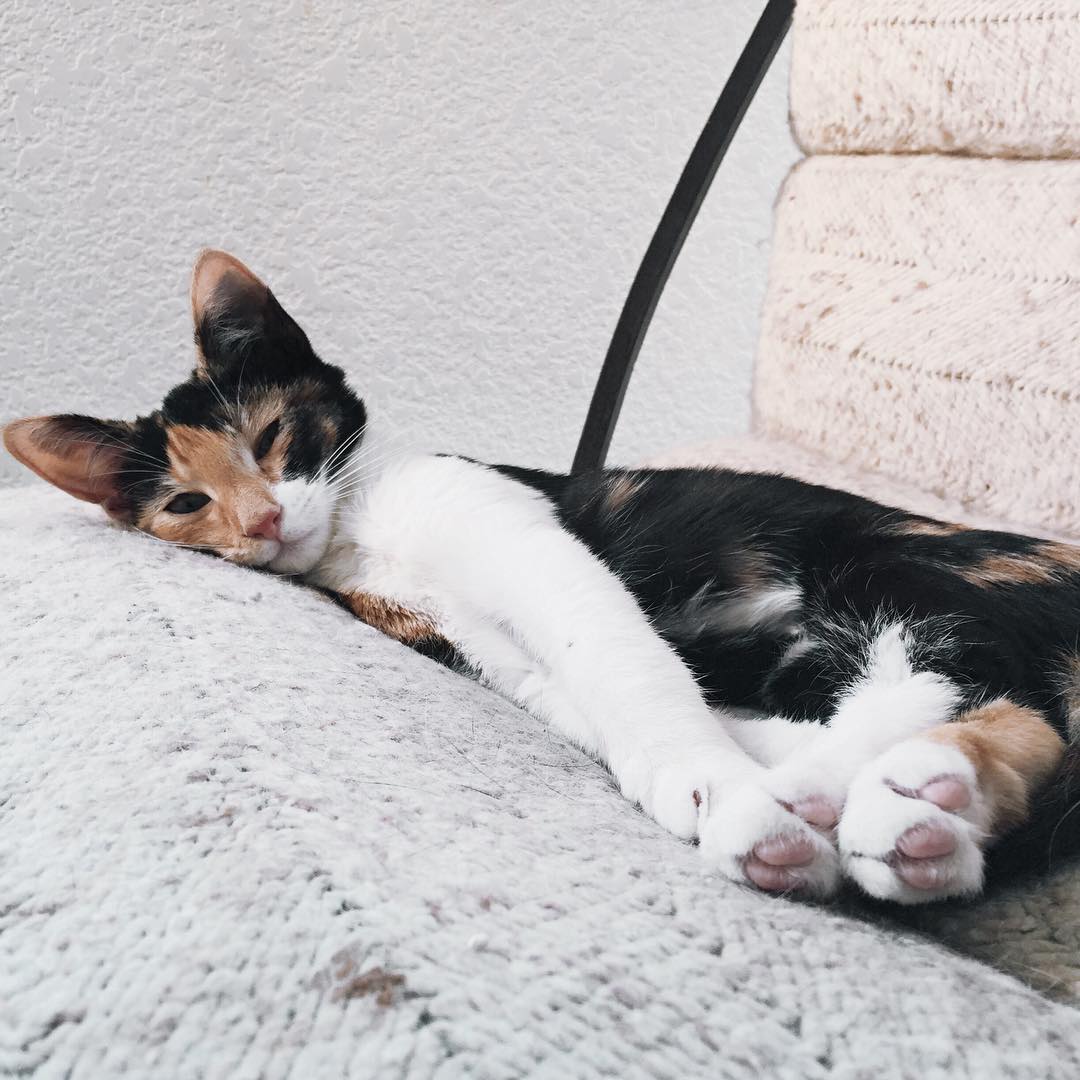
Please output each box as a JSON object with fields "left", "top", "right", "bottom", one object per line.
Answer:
{"left": 3, "top": 486, "right": 1078, "bottom": 1079}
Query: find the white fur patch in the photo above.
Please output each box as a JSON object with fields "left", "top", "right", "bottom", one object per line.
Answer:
{"left": 266, "top": 475, "right": 335, "bottom": 574}
{"left": 664, "top": 583, "right": 802, "bottom": 638}
{"left": 710, "top": 584, "right": 802, "bottom": 634}
{"left": 725, "top": 713, "right": 819, "bottom": 767}
{"left": 307, "top": 449, "right": 765, "bottom": 843}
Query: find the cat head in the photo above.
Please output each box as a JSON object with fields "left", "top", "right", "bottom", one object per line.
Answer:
{"left": 3, "top": 250, "right": 367, "bottom": 575}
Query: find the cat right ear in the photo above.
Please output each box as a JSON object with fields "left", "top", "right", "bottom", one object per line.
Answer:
{"left": 190, "top": 249, "right": 314, "bottom": 374}
{"left": 2, "top": 415, "right": 137, "bottom": 520}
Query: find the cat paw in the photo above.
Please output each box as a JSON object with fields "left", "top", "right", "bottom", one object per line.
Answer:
{"left": 838, "top": 740, "right": 988, "bottom": 904}
{"left": 699, "top": 783, "right": 842, "bottom": 898}
{"left": 616, "top": 745, "right": 759, "bottom": 840}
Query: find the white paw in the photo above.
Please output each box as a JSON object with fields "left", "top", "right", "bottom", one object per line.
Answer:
{"left": 700, "top": 782, "right": 842, "bottom": 898}
{"left": 838, "top": 739, "right": 988, "bottom": 904}
{"left": 616, "top": 744, "right": 758, "bottom": 840}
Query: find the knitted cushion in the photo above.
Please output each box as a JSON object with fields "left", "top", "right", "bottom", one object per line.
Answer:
{"left": 790, "top": 0, "right": 1080, "bottom": 156}
{"left": 10, "top": 484, "right": 1080, "bottom": 1073}
{"left": 753, "top": 153, "right": 1080, "bottom": 538}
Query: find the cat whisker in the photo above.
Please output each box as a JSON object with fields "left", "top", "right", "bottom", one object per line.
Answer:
{"left": 328, "top": 441, "right": 407, "bottom": 488}
{"left": 234, "top": 351, "right": 251, "bottom": 417}
{"left": 201, "top": 369, "right": 234, "bottom": 417}
{"left": 321, "top": 426, "right": 367, "bottom": 476}
{"left": 92, "top": 433, "right": 170, "bottom": 470}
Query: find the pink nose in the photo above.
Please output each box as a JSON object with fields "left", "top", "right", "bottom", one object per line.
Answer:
{"left": 246, "top": 507, "right": 282, "bottom": 541}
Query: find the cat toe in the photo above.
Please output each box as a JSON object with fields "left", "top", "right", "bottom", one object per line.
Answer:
{"left": 912, "top": 775, "right": 972, "bottom": 813}
{"left": 743, "top": 857, "right": 806, "bottom": 892}
{"left": 786, "top": 794, "right": 842, "bottom": 831}
{"left": 753, "top": 833, "right": 819, "bottom": 867}
{"left": 895, "top": 822, "right": 957, "bottom": 860}
{"left": 617, "top": 745, "right": 762, "bottom": 841}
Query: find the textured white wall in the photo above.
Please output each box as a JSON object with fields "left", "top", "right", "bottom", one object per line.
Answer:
{"left": 1, "top": 1, "right": 796, "bottom": 487}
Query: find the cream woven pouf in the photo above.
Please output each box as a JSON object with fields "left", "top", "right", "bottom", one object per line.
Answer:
{"left": 754, "top": 154, "right": 1080, "bottom": 536}
{"left": 790, "top": 0, "right": 1080, "bottom": 157}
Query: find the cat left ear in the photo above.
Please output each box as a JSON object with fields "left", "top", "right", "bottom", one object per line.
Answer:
{"left": 190, "top": 249, "right": 314, "bottom": 374}
{"left": 3, "top": 415, "right": 137, "bottom": 521}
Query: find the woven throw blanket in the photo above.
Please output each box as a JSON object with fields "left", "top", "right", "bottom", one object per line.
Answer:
{"left": 2, "top": 485, "right": 1079, "bottom": 1079}
{"left": 790, "top": 0, "right": 1080, "bottom": 156}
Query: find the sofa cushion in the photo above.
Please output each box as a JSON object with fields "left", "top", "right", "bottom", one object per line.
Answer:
{"left": 4, "top": 482, "right": 1080, "bottom": 1076}
{"left": 790, "top": 0, "right": 1080, "bottom": 157}
{"left": 752, "top": 153, "right": 1080, "bottom": 540}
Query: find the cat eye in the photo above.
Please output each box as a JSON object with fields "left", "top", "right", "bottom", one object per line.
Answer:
{"left": 255, "top": 419, "right": 281, "bottom": 460}
{"left": 165, "top": 492, "right": 211, "bottom": 515}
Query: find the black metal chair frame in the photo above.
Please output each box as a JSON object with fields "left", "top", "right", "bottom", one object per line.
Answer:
{"left": 572, "top": 0, "right": 795, "bottom": 474}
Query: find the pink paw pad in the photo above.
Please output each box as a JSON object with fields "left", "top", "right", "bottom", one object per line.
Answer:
{"left": 887, "top": 773, "right": 971, "bottom": 812}
{"left": 892, "top": 852, "right": 956, "bottom": 891}
{"left": 744, "top": 859, "right": 802, "bottom": 892}
{"left": 753, "top": 833, "right": 817, "bottom": 868}
{"left": 742, "top": 833, "right": 818, "bottom": 893}
{"left": 889, "top": 821, "right": 963, "bottom": 890}
{"left": 788, "top": 795, "right": 841, "bottom": 830}
{"left": 918, "top": 776, "right": 971, "bottom": 812}
{"left": 896, "top": 823, "right": 957, "bottom": 860}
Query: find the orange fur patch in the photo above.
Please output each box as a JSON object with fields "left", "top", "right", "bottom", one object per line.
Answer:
{"left": 730, "top": 547, "right": 773, "bottom": 593}
{"left": 954, "top": 541, "right": 1080, "bottom": 587}
{"left": 340, "top": 591, "right": 442, "bottom": 644}
{"left": 955, "top": 553, "right": 1061, "bottom": 588}
{"left": 1037, "top": 541, "right": 1080, "bottom": 572}
{"left": 605, "top": 475, "right": 644, "bottom": 513}
{"left": 140, "top": 425, "right": 280, "bottom": 560}
{"left": 926, "top": 698, "right": 1065, "bottom": 832}
{"left": 885, "top": 517, "right": 966, "bottom": 538}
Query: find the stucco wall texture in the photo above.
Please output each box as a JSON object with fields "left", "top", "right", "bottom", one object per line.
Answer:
{"left": 1, "top": 1, "right": 796, "bottom": 487}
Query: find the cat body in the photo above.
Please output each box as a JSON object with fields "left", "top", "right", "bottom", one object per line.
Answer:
{"left": 5, "top": 251, "right": 1077, "bottom": 905}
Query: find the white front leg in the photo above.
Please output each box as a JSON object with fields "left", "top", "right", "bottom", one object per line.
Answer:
{"left": 347, "top": 456, "right": 763, "bottom": 839}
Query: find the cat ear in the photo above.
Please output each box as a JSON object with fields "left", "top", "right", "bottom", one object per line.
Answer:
{"left": 3, "top": 415, "right": 137, "bottom": 520}
{"left": 190, "top": 249, "right": 313, "bottom": 373}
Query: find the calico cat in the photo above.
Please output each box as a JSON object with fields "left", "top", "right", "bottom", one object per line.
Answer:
{"left": 6, "top": 250, "right": 1079, "bottom": 905}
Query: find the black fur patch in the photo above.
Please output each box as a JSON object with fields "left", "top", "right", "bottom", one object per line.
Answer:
{"left": 496, "top": 464, "right": 1080, "bottom": 736}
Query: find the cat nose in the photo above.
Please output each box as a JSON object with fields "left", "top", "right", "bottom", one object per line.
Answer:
{"left": 246, "top": 506, "right": 282, "bottom": 541}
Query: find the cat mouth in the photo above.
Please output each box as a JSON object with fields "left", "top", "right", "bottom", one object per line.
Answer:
{"left": 265, "top": 525, "right": 330, "bottom": 575}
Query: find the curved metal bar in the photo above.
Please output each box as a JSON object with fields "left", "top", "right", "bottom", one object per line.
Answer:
{"left": 571, "top": 0, "right": 795, "bottom": 474}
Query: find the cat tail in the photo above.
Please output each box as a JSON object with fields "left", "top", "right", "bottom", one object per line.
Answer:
{"left": 985, "top": 736, "right": 1080, "bottom": 884}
